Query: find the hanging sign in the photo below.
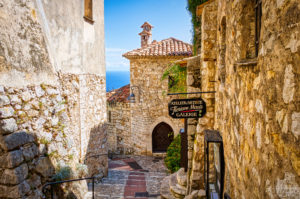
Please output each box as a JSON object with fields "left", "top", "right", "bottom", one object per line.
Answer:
{"left": 168, "top": 98, "right": 206, "bottom": 118}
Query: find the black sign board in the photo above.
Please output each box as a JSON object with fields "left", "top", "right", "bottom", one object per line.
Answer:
{"left": 168, "top": 98, "right": 206, "bottom": 118}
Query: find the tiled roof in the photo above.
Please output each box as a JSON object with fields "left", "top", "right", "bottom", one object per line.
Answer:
{"left": 107, "top": 84, "right": 130, "bottom": 103}
{"left": 123, "top": 37, "right": 193, "bottom": 58}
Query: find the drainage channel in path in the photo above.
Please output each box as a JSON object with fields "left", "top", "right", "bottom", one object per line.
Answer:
{"left": 92, "top": 155, "right": 169, "bottom": 199}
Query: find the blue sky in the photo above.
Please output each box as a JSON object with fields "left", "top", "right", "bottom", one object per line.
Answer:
{"left": 105, "top": 0, "right": 192, "bottom": 71}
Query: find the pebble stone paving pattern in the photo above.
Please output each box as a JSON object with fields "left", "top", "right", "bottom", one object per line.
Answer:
{"left": 93, "top": 155, "right": 169, "bottom": 199}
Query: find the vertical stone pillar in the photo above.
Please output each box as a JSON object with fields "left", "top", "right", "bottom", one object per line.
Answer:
{"left": 188, "top": 0, "right": 218, "bottom": 193}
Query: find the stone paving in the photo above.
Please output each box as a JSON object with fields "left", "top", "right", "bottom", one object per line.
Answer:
{"left": 92, "top": 155, "right": 169, "bottom": 199}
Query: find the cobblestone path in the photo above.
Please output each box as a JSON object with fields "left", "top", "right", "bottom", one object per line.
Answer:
{"left": 94, "top": 156, "right": 169, "bottom": 199}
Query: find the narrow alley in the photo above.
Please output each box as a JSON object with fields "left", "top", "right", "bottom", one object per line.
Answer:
{"left": 92, "top": 156, "right": 168, "bottom": 199}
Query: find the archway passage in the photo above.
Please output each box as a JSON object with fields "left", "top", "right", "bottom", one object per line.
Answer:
{"left": 152, "top": 122, "right": 174, "bottom": 153}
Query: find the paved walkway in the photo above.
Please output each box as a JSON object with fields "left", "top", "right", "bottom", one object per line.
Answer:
{"left": 93, "top": 155, "right": 169, "bottom": 199}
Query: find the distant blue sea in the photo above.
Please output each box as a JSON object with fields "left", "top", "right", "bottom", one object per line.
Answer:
{"left": 106, "top": 71, "right": 130, "bottom": 92}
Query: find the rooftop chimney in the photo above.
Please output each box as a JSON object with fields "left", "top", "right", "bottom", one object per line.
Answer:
{"left": 139, "top": 22, "right": 153, "bottom": 48}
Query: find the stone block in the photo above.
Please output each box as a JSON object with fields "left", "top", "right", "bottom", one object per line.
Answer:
{"left": 0, "top": 163, "right": 28, "bottom": 185}
{"left": 21, "top": 91, "right": 33, "bottom": 102}
{"left": 0, "top": 95, "right": 10, "bottom": 106}
{"left": 27, "top": 173, "right": 41, "bottom": 188}
{"left": 291, "top": 112, "right": 300, "bottom": 138}
{"left": 0, "top": 180, "right": 31, "bottom": 198}
{"left": 35, "top": 157, "right": 54, "bottom": 178}
{"left": 10, "top": 95, "right": 21, "bottom": 105}
{"left": 0, "top": 131, "right": 35, "bottom": 151}
{"left": 0, "top": 107, "right": 14, "bottom": 118}
{"left": 0, "top": 150, "right": 24, "bottom": 168}
{"left": 0, "top": 118, "right": 17, "bottom": 135}
{"left": 22, "top": 143, "right": 39, "bottom": 161}
{"left": 35, "top": 85, "right": 45, "bottom": 97}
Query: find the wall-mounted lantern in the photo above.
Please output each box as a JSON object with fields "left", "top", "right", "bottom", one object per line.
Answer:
{"left": 128, "top": 86, "right": 141, "bottom": 103}
{"left": 204, "top": 129, "right": 225, "bottom": 199}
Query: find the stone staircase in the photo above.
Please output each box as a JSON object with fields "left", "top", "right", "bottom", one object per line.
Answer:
{"left": 160, "top": 168, "right": 187, "bottom": 199}
{"left": 160, "top": 168, "right": 206, "bottom": 199}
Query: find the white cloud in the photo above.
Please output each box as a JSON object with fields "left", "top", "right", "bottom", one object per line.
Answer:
{"left": 106, "top": 48, "right": 128, "bottom": 53}
{"left": 106, "top": 47, "right": 130, "bottom": 71}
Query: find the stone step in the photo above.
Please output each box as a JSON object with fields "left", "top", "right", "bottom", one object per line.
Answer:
{"left": 176, "top": 168, "right": 187, "bottom": 187}
{"left": 160, "top": 175, "right": 176, "bottom": 199}
{"left": 169, "top": 172, "right": 186, "bottom": 199}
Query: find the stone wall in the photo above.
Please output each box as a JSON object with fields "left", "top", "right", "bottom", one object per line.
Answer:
{"left": 107, "top": 102, "right": 132, "bottom": 155}
{"left": 0, "top": 131, "right": 48, "bottom": 199}
{"left": 0, "top": 0, "right": 107, "bottom": 197}
{"left": 188, "top": 0, "right": 300, "bottom": 198}
{"left": 130, "top": 58, "right": 185, "bottom": 155}
{"left": 0, "top": 73, "right": 107, "bottom": 198}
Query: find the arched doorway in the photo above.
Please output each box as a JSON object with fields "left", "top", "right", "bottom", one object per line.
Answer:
{"left": 152, "top": 122, "right": 174, "bottom": 153}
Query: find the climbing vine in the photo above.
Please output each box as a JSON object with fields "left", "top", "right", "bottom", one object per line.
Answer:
{"left": 187, "top": 0, "right": 208, "bottom": 54}
{"left": 162, "top": 64, "right": 187, "bottom": 94}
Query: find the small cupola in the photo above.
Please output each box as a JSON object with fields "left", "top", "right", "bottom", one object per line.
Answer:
{"left": 139, "top": 22, "right": 153, "bottom": 48}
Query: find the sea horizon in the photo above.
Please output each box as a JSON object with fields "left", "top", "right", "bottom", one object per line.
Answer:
{"left": 106, "top": 70, "right": 130, "bottom": 92}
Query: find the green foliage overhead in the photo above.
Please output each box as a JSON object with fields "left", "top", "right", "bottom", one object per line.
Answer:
{"left": 187, "top": 0, "right": 208, "bottom": 54}
{"left": 162, "top": 64, "right": 187, "bottom": 93}
{"left": 165, "top": 134, "right": 181, "bottom": 173}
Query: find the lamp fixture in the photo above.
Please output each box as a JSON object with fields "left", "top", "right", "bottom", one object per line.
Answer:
{"left": 128, "top": 86, "right": 141, "bottom": 103}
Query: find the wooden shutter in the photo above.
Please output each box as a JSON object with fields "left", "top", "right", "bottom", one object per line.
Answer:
{"left": 84, "top": 0, "right": 93, "bottom": 23}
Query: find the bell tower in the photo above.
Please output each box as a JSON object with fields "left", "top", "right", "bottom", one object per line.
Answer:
{"left": 139, "top": 22, "right": 153, "bottom": 48}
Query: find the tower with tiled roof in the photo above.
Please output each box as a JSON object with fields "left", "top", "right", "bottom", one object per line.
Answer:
{"left": 139, "top": 22, "right": 153, "bottom": 48}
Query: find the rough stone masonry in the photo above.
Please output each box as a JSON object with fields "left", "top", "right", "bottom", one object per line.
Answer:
{"left": 0, "top": 0, "right": 107, "bottom": 198}
{"left": 184, "top": 0, "right": 300, "bottom": 199}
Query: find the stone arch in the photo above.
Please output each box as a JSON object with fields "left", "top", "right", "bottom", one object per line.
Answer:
{"left": 147, "top": 116, "right": 180, "bottom": 153}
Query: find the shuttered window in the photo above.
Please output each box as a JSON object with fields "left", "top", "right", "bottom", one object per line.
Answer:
{"left": 84, "top": 0, "right": 94, "bottom": 23}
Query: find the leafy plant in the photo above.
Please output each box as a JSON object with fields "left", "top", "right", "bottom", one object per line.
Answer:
{"left": 162, "top": 64, "right": 187, "bottom": 94}
{"left": 53, "top": 165, "right": 72, "bottom": 181}
{"left": 187, "top": 0, "right": 208, "bottom": 54}
{"left": 165, "top": 134, "right": 181, "bottom": 173}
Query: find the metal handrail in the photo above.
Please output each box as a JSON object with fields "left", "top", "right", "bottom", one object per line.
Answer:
{"left": 42, "top": 177, "right": 95, "bottom": 199}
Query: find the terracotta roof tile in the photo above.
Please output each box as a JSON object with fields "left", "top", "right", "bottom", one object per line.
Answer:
{"left": 107, "top": 84, "right": 130, "bottom": 103}
{"left": 123, "top": 37, "right": 192, "bottom": 58}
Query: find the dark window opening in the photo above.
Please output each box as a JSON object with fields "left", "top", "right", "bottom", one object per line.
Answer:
{"left": 108, "top": 111, "right": 111, "bottom": 123}
{"left": 255, "top": 0, "right": 262, "bottom": 56}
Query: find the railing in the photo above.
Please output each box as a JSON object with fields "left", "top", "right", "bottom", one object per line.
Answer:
{"left": 42, "top": 177, "right": 95, "bottom": 199}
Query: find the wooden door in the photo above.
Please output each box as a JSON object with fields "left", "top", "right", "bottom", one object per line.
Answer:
{"left": 152, "top": 122, "right": 174, "bottom": 152}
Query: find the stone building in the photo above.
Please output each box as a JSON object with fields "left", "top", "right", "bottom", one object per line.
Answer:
{"left": 0, "top": 0, "right": 107, "bottom": 198}
{"left": 107, "top": 84, "right": 132, "bottom": 155}
{"left": 161, "top": 0, "right": 300, "bottom": 199}
{"left": 107, "top": 22, "right": 192, "bottom": 155}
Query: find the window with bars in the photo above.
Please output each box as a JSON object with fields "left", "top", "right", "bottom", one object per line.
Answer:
{"left": 84, "top": 0, "right": 94, "bottom": 24}
{"left": 255, "top": 0, "right": 262, "bottom": 56}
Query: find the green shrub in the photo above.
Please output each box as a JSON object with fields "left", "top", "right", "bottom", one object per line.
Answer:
{"left": 165, "top": 134, "right": 181, "bottom": 173}
{"left": 53, "top": 165, "right": 72, "bottom": 181}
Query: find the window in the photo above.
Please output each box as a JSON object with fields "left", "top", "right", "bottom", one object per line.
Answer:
{"left": 255, "top": 0, "right": 262, "bottom": 56}
{"left": 84, "top": 0, "right": 94, "bottom": 23}
{"left": 108, "top": 111, "right": 111, "bottom": 123}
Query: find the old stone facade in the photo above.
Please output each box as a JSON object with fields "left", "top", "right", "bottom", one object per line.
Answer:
{"left": 118, "top": 23, "right": 192, "bottom": 155}
{"left": 0, "top": 0, "right": 107, "bottom": 198}
{"left": 180, "top": 0, "right": 300, "bottom": 199}
{"left": 106, "top": 23, "right": 193, "bottom": 155}
{"left": 107, "top": 84, "right": 133, "bottom": 155}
